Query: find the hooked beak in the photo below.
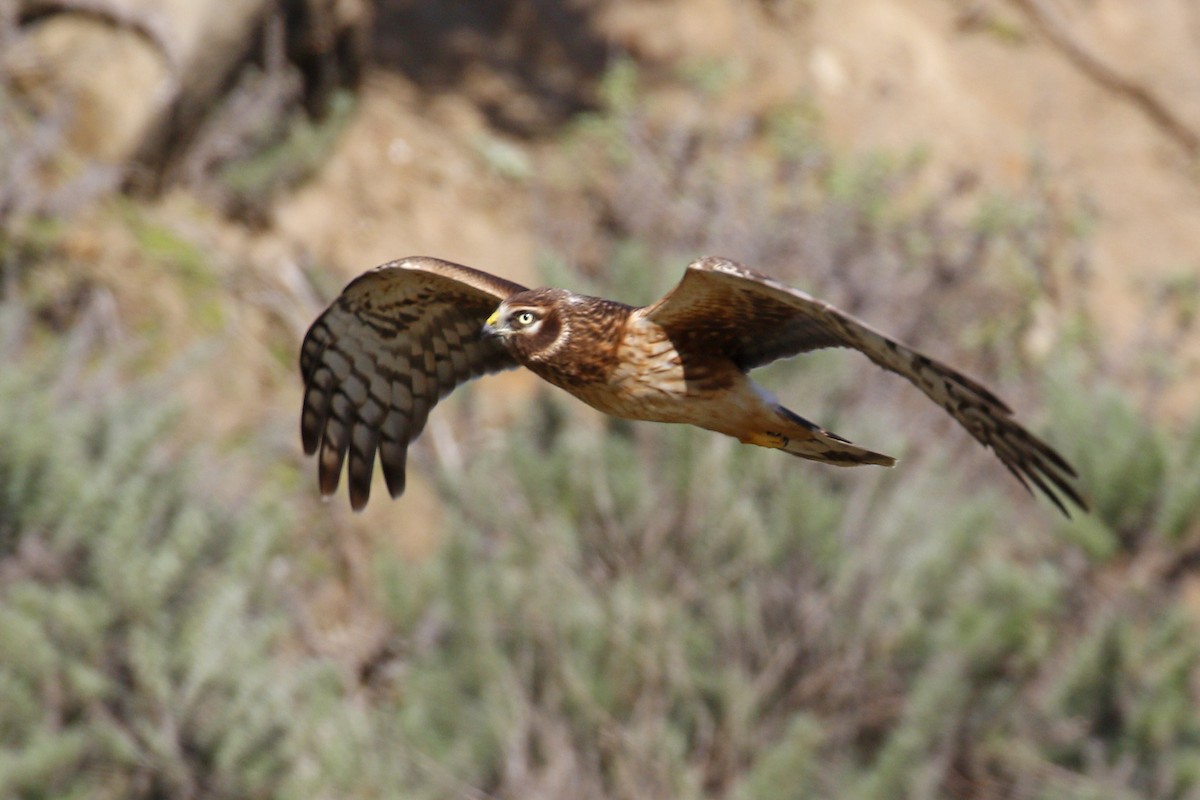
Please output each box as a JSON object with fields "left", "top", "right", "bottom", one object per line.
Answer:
{"left": 481, "top": 309, "right": 502, "bottom": 338}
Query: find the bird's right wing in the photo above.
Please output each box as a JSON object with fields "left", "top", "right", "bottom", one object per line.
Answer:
{"left": 300, "top": 256, "right": 527, "bottom": 510}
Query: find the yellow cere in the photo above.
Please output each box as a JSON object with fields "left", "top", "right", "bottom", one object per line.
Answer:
{"left": 486, "top": 310, "right": 500, "bottom": 326}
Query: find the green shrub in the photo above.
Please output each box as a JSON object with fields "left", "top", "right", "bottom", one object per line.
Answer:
{"left": 343, "top": 361, "right": 1200, "bottom": 799}
{"left": 0, "top": 326, "right": 339, "bottom": 800}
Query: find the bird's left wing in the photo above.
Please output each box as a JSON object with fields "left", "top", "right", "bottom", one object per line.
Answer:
{"left": 642, "top": 256, "right": 1086, "bottom": 515}
{"left": 300, "top": 256, "right": 527, "bottom": 510}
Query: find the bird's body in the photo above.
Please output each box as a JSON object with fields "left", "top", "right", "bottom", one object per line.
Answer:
{"left": 300, "top": 255, "right": 1085, "bottom": 514}
{"left": 518, "top": 296, "right": 880, "bottom": 463}
{"left": 509, "top": 293, "right": 711, "bottom": 420}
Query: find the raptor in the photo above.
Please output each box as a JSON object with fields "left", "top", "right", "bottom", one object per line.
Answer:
{"left": 300, "top": 255, "right": 1086, "bottom": 514}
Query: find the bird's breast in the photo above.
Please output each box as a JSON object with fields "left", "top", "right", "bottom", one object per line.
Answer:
{"left": 558, "top": 319, "right": 740, "bottom": 424}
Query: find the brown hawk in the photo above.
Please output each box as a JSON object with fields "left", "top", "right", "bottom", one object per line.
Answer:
{"left": 300, "top": 255, "right": 1086, "bottom": 515}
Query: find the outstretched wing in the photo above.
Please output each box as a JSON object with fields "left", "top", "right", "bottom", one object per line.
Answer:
{"left": 641, "top": 256, "right": 1087, "bottom": 515}
{"left": 300, "top": 256, "right": 527, "bottom": 510}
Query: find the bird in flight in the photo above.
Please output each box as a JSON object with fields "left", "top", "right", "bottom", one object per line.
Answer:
{"left": 300, "top": 255, "right": 1086, "bottom": 515}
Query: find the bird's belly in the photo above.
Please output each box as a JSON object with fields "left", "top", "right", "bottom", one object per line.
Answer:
{"left": 571, "top": 380, "right": 692, "bottom": 423}
{"left": 568, "top": 359, "right": 758, "bottom": 433}
{"left": 542, "top": 317, "right": 764, "bottom": 432}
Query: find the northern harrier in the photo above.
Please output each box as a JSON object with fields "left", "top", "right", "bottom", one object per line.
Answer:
{"left": 300, "top": 256, "right": 1086, "bottom": 515}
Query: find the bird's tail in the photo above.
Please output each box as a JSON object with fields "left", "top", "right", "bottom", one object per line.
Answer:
{"left": 757, "top": 406, "right": 896, "bottom": 467}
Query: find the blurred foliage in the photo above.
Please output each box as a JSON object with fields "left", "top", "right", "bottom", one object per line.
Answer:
{"left": 2, "top": 287, "right": 1198, "bottom": 799}
{"left": 347, "top": 356, "right": 1200, "bottom": 799}
{"left": 2, "top": 51, "right": 1199, "bottom": 800}
{"left": 212, "top": 89, "right": 357, "bottom": 225}
{"left": 0, "top": 321, "right": 344, "bottom": 800}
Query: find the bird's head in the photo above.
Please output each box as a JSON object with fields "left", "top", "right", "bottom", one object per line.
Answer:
{"left": 482, "top": 288, "right": 573, "bottom": 362}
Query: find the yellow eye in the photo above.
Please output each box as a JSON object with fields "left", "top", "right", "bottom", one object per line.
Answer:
{"left": 515, "top": 311, "right": 537, "bottom": 326}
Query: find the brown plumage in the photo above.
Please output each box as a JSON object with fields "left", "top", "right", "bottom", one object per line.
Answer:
{"left": 300, "top": 255, "right": 1087, "bottom": 515}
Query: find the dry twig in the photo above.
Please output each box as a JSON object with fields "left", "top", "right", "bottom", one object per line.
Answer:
{"left": 1010, "top": 0, "right": 1200, "bottom": 159}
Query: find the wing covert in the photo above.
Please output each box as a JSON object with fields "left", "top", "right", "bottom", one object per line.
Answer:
{"left": 641, "top": 256, "right": 865, "bottom": 370}
{"left": 300, "top": 256, "right": 526, "bottom": 510}
{"left": 642, "top": 256, "right": 1086, "bottom": 515}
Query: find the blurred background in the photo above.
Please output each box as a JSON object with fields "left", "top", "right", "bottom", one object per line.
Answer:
{"left": 2, "top": 0, "right": 1199, "bottom": 797}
